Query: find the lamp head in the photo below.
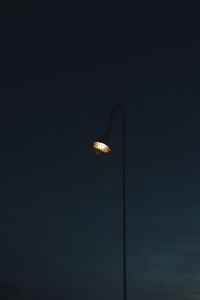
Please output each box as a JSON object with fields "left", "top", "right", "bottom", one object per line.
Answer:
{"left": 92, "top": 131, "right": 111, "bottom": 154}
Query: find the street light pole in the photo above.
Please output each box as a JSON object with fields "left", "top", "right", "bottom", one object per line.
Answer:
{"left": 91, "top": 105, "right": 127, "bottom": 300}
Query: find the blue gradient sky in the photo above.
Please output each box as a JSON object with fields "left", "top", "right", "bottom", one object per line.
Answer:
{"left": 1, "top": 3, "right": 200, "bottom": 300}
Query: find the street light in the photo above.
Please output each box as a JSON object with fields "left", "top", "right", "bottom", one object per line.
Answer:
{"left": 91, "top": 105, "right": 127, "bottom": 300}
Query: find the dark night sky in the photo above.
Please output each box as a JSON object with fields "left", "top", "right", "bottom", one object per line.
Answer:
{"left": 1, "top": 2, "right": 200, "bottom": 300}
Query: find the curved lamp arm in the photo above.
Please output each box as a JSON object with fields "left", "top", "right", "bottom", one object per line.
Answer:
{"left": 107, "top": 105, "right": 126, "bottom": 135}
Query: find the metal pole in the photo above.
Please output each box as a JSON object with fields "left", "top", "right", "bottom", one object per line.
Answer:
{"left": 107, "top": 105, "right": 127, "bottom": 300}
{"left": 122, "top": 109, "right": 126, "bottom": 300}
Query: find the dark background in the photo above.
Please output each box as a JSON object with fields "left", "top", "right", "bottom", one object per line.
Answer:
{"left": 1, "top": 2, "right": 200, "bottom": 299}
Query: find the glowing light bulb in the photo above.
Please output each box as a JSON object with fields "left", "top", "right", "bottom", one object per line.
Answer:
{"left": 92, "top": 141, "right": 111, "bottom": 154}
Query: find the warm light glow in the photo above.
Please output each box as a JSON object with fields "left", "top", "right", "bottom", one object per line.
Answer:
{"left": 92, "top": 142, "right": 111, "bottom": 153}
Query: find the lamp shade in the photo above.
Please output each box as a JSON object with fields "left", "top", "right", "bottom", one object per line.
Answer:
{"left": 92, "top": 131, "right": 111, "bottom": 154}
